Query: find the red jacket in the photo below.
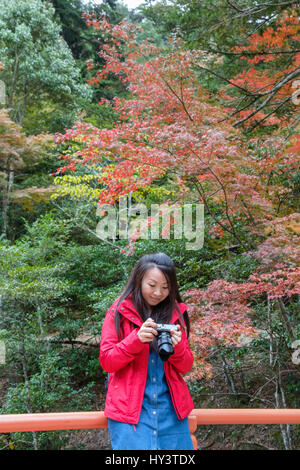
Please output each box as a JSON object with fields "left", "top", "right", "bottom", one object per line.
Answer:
{"left": 99, "top": 293, "right": 195, "bottom": 424}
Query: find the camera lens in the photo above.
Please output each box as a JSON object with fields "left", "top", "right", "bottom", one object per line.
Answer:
{"left": 157, "top": 331, "right": 174, "bottom": 362}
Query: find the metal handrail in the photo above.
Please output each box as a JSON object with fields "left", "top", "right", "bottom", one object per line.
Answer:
{"left": 1, "top": 409, "right": 299, "bottom": 450}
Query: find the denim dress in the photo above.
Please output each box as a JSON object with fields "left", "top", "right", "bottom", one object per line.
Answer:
{"left": 107, "top": 350, "right": 194, "bottom": 450}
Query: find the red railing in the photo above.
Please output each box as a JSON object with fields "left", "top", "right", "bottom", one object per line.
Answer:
{"left": 1, "top": 409, "right": 299, "bottom": 450}
{"left": 0, "top": 408, "right": 300, "bottom": 450}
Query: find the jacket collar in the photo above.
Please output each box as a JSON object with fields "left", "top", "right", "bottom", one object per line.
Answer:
{"left": 115, "top": 292, "right": 187, "bottom": 327}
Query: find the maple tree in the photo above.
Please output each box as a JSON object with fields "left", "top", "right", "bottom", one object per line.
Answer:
{"left": 217, "top": 8, "right": 300, "bottom": 133}
{"left": 51, "top": 14, "right": 299, "bottom": 380}
{"left": 142, "top": 2, "right": 300, "bottom": 134}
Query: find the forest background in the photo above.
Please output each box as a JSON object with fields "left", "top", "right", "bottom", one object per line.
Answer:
{"left": 0, "top": 0, "right": 299, "bottom": 451}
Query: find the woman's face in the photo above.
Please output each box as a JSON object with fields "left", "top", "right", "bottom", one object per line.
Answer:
{"left": 141, "top": 267, "right": 170, "bottom": 310}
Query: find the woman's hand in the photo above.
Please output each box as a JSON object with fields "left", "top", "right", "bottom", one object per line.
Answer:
{"left": 170, "top": 325, "right": 182, "bottom": 347}
{"left": 137, "top": 318, "right": 158, "bottom": 343}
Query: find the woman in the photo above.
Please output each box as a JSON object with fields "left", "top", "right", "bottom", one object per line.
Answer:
{"left": 99, "top": 252, "right": 194, "bottom": 450}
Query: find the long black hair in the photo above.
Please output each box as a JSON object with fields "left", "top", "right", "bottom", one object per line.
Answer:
{"left": 114, "top": 253, "right": 190, "bottom": 349}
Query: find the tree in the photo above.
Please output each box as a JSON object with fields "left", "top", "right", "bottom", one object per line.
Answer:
{"left": 0, "top": 0, "right": 91, "bottom": 127}
{"left": 0, "top": 109, "right": 54, "bottom": 239}
{"left": 217, "top": 7, "right": 300, "bottom": 133}
{"left": 50, "top": 19, "right": 299, "bottom": 404}
{"left": 53, "top": 17, "right": 299, "bottom": 247}
{"left": 0, "top": 230, "right": 95, "bottom": 450}
{"left": 140, "top": 1, "right": 300, "bottom": 133}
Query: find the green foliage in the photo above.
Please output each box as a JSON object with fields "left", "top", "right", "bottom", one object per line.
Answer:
{"left": 22, "top": 97, "right": 80, "bottom": 135}
{"left": 60, "top": 347, "right": 101, "bottom": 382}
{"left": 76, "top": 98, "right": 120, "bottom": 129}
{"left": 3, "top": 351, "right": 93, "bottom": 413}
{"left": 0, "top": 244, "right": 69, "bottom": 308}
{"left": 1, "top": 350, "right": 95, "bottom": 449}
{"left": 0, "top": 0, "right": 91, "bottom": 126}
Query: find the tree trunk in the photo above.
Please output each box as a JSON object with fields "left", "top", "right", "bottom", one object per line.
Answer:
{"left": 276, "top": 298, "right": 296, "bottom": 343}
{"left": 8, "top": 52, "right": 19, "bottom": 113}
{"left": 1, "top": 165, "right": 14, "bottom": 239}
{"left": 274, "top": 370, "right": 293, "bottom": 450}
{"left": 221, "top": 354, "right": 237, "bottom": 395}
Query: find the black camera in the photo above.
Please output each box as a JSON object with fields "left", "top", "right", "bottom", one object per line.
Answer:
{"left": 156, "top": 324, "right": 178, "bottom": 362}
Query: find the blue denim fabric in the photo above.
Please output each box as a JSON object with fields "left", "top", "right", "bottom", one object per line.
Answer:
{"left": 108, "top": 350, "right": 193, "bottom": 450}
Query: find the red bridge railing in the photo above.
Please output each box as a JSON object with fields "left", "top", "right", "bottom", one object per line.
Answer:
{"left": 1, "top": 409, "right": 299, "bottom": 450}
